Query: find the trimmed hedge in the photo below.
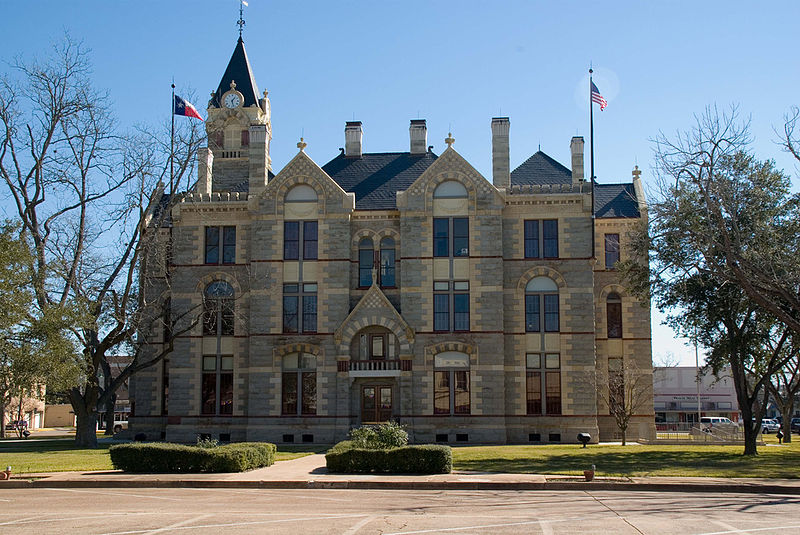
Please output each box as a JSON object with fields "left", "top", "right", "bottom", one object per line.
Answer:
{"left": 109, "top": 442, "right": 276, "bottom": 473}
{"left": 326, "top": 441, "right": 452, "bottom": 474}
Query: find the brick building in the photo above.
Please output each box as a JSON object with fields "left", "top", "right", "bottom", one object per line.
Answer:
{"left": 130, "top": 37, "right": 655, "bottom": 444}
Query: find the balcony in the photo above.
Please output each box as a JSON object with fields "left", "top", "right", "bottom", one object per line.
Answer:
{"left": 338, "top": 359, "right": 412, "bottom": 377}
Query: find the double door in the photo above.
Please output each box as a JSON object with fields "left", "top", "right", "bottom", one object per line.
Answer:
{"left": 361, "top": 385, "right": 392, "bottom": 423}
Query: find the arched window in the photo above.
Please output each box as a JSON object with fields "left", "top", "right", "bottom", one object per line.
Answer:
{"left": 203, "top": 281, "right": 234, "bottom": 336}
{"left": 434, "top": 352, "right": 470, "bottom": 415}
{"left": 282, "top": 352, "right": 317, "bottom": 415}
{"left": 380, "top": 237, "right": 396, "bottom": 287}
{"left": 284, "top": 185, "right": 318, "bottom": 260}
{"left": 285, "top": 184, "right": 317, "bottom": 202}
{"left": 433, "top": 181, "right": 469, "bottom": 258}
{"left": 433, "top": 180, "right": 468, "bottom": 199}
{"left": 607, "top": 293, "right": 622, "bottom": 339}
{"left": 358, "top": 238, "right": 374, "bottom": 287}
{"left": 525, "top": 277, "right": 559, "bottom": 332}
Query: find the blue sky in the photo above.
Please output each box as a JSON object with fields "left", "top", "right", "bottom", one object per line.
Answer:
{"left": 2, "top": 1, "right": 798, "bottom": 366}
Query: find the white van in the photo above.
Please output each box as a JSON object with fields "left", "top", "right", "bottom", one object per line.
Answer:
{"left": 700, "top": 416, "right": 739, "bottom": 431}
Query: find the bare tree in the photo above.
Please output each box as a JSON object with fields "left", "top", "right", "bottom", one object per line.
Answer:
{"left": 592, "top": 359, "right": 653, "bottom": 446}
{"left": 765, "top": 331, "right": 800, "bottom": 443}
{"left": 0, "top": 36, "right": 205, "bottom": 447}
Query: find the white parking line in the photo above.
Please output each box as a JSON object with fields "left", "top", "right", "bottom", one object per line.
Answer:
{"left": 698, "top": 525, "right": 800, "bottom": 535}
{"left": 48, "top": 488, "right": 185, "bottom": 501}
{"left": 98, "top": 513, "right": 371, "bottom": 535}
{"left": 140, "top": 513, "right": 214, "bottom": 534}
{"left": 341, "top": 514, "right": 377, "bottom": 535}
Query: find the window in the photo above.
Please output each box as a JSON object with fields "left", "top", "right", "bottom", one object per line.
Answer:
{"left": 201, "top": 355, "right": 233, "bottom": 415}
{"left": 355, "top": 329, "right": 397, "bottom": 360}
{"left": 524, "top": 220, "right": 558, "bottom": 258}
{"left": 524, "top": 220, "right": 539, "bottom": 258}
{"left": 358, "top": 238, "right": 374, "bottom": 287}
{"left": 434, "top": 281, "right": 469, "bottom": 332}
{"left": 283, "top": 221, "right": 318, "bottom": 260}
{"left": 240, "top": 129, "right": 249, "bottom": 147}
{"left": 607, "top": 293, "right": 622, "bottom": 338}
{"left": 605, "top": 234, "right": 620, "bottom": 269}
{"left": 282, "top": 352, "right": 316, "bottom": 415}
{"left": 433, "top": 218, "right": 469, "bottom": 257}
{"left": 283, "top": 283, "right": 317, "bottom": 333}
{"left": 203, "top": 281, "right": 234, "bottom": 336}
{"left": 433, "top": 352, "right": 470, "bottom": 415}
{"left": 380, "top": 237, "right": 396, "bottom": 287}
{"left": 205, "top": 226, "right": 236, "bottom": 264}
{"left": 526, "top": 352, "right": 561, "bottom": 415}
{"left": 524, "top": 277, "right": 559, "bottom": 332}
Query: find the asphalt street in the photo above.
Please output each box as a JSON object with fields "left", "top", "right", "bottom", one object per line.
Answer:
{"left": 2, "top": 487, "right": 799, "bottom": 534}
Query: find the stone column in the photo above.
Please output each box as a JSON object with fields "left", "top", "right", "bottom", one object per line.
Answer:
{"left": 196, "top": 147, "right": 213, "bottom": 194}
{"left": 491, "top": 117, "right": 510, "bottom": 189}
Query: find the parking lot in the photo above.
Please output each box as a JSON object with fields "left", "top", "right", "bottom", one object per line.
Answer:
{"left": 2, "top": 487, "right": 800, "bottom": 534}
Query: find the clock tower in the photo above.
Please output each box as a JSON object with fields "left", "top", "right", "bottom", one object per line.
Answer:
{"left": 198, "top": 36, "right": 272, "bottom": 195}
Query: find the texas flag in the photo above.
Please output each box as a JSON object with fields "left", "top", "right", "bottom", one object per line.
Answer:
{"left": 173, "top": 95, "right": 203, "bottom": 121}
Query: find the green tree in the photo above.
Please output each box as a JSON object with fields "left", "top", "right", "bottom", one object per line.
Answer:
{"left": 622, "top": 106, "right": 800, "bottom": 455}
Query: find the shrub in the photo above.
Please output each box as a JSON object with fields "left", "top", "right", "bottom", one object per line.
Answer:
{"left": 196, "top": 437, "right": 219, "bottom": 449}
{"left": 109, "top": 442, "right": 276, "bottom": 473}
{"left": 326, "top": 441, "right": 451, "bottom": 474}
{"left": 349, "top": 421, "right": 408, "bottom": 449}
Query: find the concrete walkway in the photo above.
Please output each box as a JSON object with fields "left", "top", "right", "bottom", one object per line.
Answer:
{"left": 5, "top": 453, "right": 800, "bottom": 494}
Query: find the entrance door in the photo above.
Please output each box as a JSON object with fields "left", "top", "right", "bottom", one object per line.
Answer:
{"left": 361, "top": 386, "right": 393, "bottom": 423}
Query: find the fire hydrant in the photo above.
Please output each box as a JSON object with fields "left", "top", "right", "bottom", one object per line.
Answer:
{"left": 0, "top": 466, "right": 11, "bottom": 480}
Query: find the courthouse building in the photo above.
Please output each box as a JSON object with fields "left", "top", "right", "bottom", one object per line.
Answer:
{"left": 130, "top": 37, "right": 655, "bottom": 444}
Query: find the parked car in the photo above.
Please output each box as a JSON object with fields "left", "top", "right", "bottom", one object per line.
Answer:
{"left": 699, "top": 416, "right": 739, "bottom": 432}
{"left": 759, "top": 419, "right": 780, "bottom": 434}
{"left": 791, "top": 418, "right": 800, "bottom": 434}
{"left": 4, "top": 420, "right": 28, "bottom": 431}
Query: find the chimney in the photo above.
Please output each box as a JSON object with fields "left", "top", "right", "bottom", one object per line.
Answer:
{"left": 248, "top": 124, "right": 269, "bottom": 192}
{"left": 345, "top": 121, "right": 363, "bottom": 157}
{"left": 570, "top": 136, "right": 584, "bottom": 185}
{"left": 491, "top": 117, "right": 510, "bottom": 189}
{"left": 197, "top": 147, "right": 214, "bottom": 194}
{"left": 409, "top": 119, "right": 427, "bottom": 155}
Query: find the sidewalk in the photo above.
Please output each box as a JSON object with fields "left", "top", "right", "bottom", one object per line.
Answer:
{"left": 4, "top": 453, "right": 800, "bottom": 494}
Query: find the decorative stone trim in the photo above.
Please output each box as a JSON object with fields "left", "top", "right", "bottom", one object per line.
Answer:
{"left": 599, "top": 284, "right": 628, "bottom": 300}
{"left": 195, "top": 272, "right": 244, "bottom": 294}
{"left": 272, "top": 343, "right": 321, "bottom": 359}
{"left": 517, "top": 266, "right": 567, "bottom": 291}
{"left": 424, "top": 341, "right": 476, "bottom": 366}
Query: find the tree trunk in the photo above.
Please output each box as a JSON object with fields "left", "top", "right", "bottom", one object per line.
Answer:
{"left": 74, "top": 407, "right": 98, "bottom": 448}
{"left": 781, "top": 403, "right": 794, "bottom": 444}
{"left": 0, "top": 401, "right": 5, "bottom": 439}
{"left": 70, "top": 386, "right": 98, "bottom": 448}
{"left": 103, "top": 392, "right": 116, "bottom": 436}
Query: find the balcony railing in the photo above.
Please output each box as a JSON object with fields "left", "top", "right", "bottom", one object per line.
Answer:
{"left": 338, "top": 359, "right": 412, "bottom": 372}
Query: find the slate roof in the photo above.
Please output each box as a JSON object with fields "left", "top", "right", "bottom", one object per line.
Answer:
{"left": 213, "top": 37, "right": 260, "bottom": 108}
{"left": 510, "top": 151, "right": 573, "bottom": 186}
{"left": 594, "top": 183, "right": 640, "bottom": 218}
{"left": 322, "top": 151, "right": 438, "bottom": 210}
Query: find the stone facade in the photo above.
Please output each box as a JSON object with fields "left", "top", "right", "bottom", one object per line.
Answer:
{"left": 130, "top": 38, "right": 655, "bottom": 445}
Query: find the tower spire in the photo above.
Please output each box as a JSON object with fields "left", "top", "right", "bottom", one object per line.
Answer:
{"left": 237, "top": 0, "right": 247, "bottom": 38}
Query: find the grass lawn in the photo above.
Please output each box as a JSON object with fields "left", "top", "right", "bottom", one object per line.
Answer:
{"left": 0, "top": 439, "right": 327, "bottom": 473}
{"left": 452, "top": 435, "right": 800, "bottom": 479}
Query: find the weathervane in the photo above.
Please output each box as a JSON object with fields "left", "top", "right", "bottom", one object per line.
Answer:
{"left": 237, "top": 0, "right": 248, "bottom": 38}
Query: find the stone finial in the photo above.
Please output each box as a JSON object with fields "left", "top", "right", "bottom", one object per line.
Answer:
{"left": 632, "top": 165, "right": 642, "bottom": 180}
{"left": 297, "top": 137, "right": 307, "bottom": 152}
{"left": 445, "top": 132, "right": 455, "bottom": 147}
{"left": 230, "top": 80, "right": 237, "bottom": 90}
{"left": 263, "top": 89, "right": 269, "bottom": 98}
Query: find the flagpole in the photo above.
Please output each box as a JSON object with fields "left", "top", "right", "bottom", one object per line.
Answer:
{"left": 170, "top": 81, "right": 175, "bottom": 193}
{"left": 589, "top": 67, "right": 596, "bottom": 259}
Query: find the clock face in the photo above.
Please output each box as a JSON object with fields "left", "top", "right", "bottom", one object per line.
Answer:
{"left": 224, "top": 93, "right": 241, "bottom": 109}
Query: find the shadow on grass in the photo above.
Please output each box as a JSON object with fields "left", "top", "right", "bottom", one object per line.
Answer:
{"left": 454, "top": 447, "right": 800, "bottom": 479}
{"left": 0, "top": 439, "right": 111, "bottom": 453}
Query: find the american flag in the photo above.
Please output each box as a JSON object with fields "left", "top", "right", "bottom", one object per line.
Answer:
{"left": 591, "top": 81, "right": 607, "bottom": 111}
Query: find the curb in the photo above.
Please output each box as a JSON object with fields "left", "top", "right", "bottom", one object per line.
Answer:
{"left": 2, "top": 479, "right": 799, "bottom": 494}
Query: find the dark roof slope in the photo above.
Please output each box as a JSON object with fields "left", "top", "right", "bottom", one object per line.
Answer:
{"left": 322, "top": 151, "right": 438, "bottom": 210}
{"left": 229, "top": 170, "right": 275, "bottom": 193}
{"left": 510, "top": 151, "right": 572, "bottom": 185}
{"left": 595, "top": 183, "right": 640, "bottom": 218}
{"left": 213, "top": 37, "right": 260, "bottom": 108}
